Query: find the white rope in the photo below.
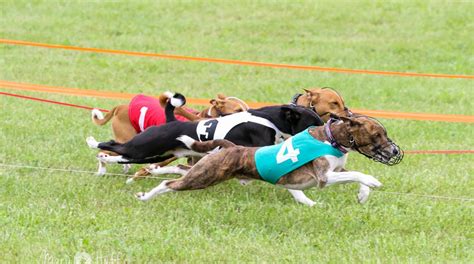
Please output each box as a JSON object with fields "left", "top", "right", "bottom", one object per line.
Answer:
{"left": 372, "top": 190, "right": 474, "bottom": 202}
{"left": 0, "top": 163, "right": 173, "bottom": 180}
{"left": 1, "top": 163, "right": 473, "bottom": 202}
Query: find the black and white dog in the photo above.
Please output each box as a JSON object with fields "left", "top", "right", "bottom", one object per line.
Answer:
{"left": 87, "top": 94, "right": 323, "bottom": 166}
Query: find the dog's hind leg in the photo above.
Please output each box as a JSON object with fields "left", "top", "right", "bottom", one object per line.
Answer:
{"left": 127, "top": 156, "right": 179, "bottom": 184}
{"left": 97, "top": 161, "right": 107, "bottom": 176}
{"left": 128, "top": 164, "right": 189, "bottom": 185}
{"left": 97, "top": 152, "right": 129, "bottom": 163}
{"left": 122, "top": 164, "right": 131, "bottom": 174}
{"left": 86, "top": 136, "right": 100, "bottom": 149}
{"left": 136, "top": 180, "right": 175, "bottom": 201}
{"left": 135, "top": 150, "right": 240, "bottom": 201}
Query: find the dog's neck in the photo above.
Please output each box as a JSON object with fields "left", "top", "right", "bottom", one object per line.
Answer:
{"left": 308, "top": 121, "right": 353, "bottom": 153}
{"left": 198, "top": 106, "right": 218, "bottom": 118}
{"left": 295, "top": 93, "right": 311, "bottom": 108}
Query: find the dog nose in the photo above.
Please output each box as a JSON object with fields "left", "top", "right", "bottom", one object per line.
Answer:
{"left": 392, "top": 148, "right": 399, "bottom": 155}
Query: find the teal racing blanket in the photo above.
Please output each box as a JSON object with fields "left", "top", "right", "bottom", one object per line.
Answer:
{"left": 254, "top": 128, "right": 344, "bottom": 184}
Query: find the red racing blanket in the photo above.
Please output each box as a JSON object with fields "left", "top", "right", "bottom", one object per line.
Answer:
{"left": 128, "top": 94, "right": 191, "bottom": 133}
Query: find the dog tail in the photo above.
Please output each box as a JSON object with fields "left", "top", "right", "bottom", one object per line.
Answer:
{"left": 176, "top": 135, "right": 236, "bottom": 153}
{"left": 91, "top": 107, "right": 116, "bottom": 126}
{"left": 163, "top": 92, "right": 186, "bottom": 123}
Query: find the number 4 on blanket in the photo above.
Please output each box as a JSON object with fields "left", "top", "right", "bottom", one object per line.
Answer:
{"left": 276, "top": 138, "right": 300, "bottom": 164}
{"left": 255, "top": 128, "right": 344, "bottom": 184}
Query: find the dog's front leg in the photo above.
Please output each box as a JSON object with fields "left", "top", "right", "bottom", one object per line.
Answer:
{"left": 326, "top": 171, "right": 381, "bottom": 203}
{"left": 326, "top": 171, "right": 382, "bottom": 188}
{"left": 287, "top": 189, "right": 317, "bottom": 207}
{"left": 332, "top": 168, "right": 370, "bottom": 203}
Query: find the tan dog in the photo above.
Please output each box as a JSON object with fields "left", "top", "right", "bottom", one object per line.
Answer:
{"left": 91, "top": 93, "right": 249, "bottom": 175}
{"left": 175, "top": 94, "right": 250, "bottom": 121}
{"left": 292, "top": 87, "right": 350, "bottom": 122}
{"left": 135, "top": 116, "right": 403, "bottom": 205}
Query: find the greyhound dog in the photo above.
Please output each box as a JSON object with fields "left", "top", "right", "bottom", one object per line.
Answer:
{"left": 130, "top": 87, "right": 351, "bottom": 180}
{"left": 90, "top": 92, "right": 249, "bottom": 175}
{"left": 134, "top": 116, "right": 403, "bottom": 206}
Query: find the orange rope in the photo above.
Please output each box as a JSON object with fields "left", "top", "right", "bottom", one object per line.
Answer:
{"left": 1, "top": 80, "right": 473, "bottom": 123}
{"left": 1, "top": 38, "right": 473, "bottom": 79}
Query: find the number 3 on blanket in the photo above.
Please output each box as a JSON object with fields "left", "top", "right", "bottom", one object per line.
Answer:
{"left": 276, "top": 138, "right": 300, "bottom": 164}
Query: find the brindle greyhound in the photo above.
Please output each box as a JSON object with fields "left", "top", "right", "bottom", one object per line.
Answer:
{"left": 135, "top": 116, "right": 403, "bottom": 206}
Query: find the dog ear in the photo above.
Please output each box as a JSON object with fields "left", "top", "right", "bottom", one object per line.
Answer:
{"left": 281, "top": 105, "right": 324, "bottom": 133}
{"left": 210, "top": 99, "right": 217, "bottom": 105}
{"left": 280, "top": 105, "right": 301, "bottom": 122}
{"left": 217, "top": 94, "right": 226, "bottom": 100}
{"left": 340, "top": 116, "right": 362, "bottom": 127}
{"left": 304, "top": 88, "right": 321, "bottom": 103}
{"left": 216, "top": 99, "right": 226, "bottom": 105}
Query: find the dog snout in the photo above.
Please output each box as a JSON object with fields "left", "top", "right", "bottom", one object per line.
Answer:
{"left": 391, "top": 147, "right": 399, "bottom": 156}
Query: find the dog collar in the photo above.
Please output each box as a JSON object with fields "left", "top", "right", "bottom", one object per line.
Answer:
{"left": 290, "top": 93, "right": 302, "bottom": 106}
{"left": 324, "top": 118, "right": 349, "bottom": 154}
{"left": 290, "top": 93, "right": 318, "bottom": 113}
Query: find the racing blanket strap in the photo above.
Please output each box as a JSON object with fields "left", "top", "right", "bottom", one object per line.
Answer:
{"left": 196, "top": 112, "right": 284, "bottom": 142}
{"left": 255, "top": 128, "right": 344, "bottom": 184}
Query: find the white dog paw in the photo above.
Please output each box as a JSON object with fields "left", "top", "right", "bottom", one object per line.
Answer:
{"left": 239, "top": 179, "right": 253, "bottom": 186}
{"left": 358, "top": 185, "right": 371, "bottom": 204}
{"left": 146, "top": 164, "right": 161, "bottom": 175}
{"left": 96, "top": 152, "right": 110, "bottom": 163}
{"left": 296, "top": 198, "right": 319, "bottom": 207}
{"left": 361, "top": 175, "right": 382, "bottom": 188}
{"left": 96, "top": 167, "right": 106, "bottom": 176}
{"left": 126, "top": 178, "right": 134, "bottom": 185}
{"left": 122, "top": 164, "right": 131, "bottom": 174}
{"left": 135, "top": 192, "right": 148, "bottom": 201}
{"left": 86, "top": 136, "right": 99, "bottom": 148}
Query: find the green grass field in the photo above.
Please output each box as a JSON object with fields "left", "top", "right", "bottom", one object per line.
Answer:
{"left": 1, "top": 0, "right": 473, "bottom": 262}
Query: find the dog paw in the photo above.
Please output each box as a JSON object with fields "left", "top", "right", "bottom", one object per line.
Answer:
{"left": 135, "top": 192, "right": 148, "bottom": 201}
{"left": 295, "top": 198, "right": 320, "bottom": 207}
{"left": 132, "top": 168, "right": 150, "bottom": 182}
{"left": 146, "top": 164, "right": 162, "bottom": 175}
{"left": 96, "top": 167, "right": 106, "bottom": 176}
{"left": 122, "top": 164, "right": 131, "bottom": 174}
{"left": 358, "top": 184, "right": 371, "bottom": 204}
{"left": 361, "top": 175, "right": 382, "bottom": 188}
{"left": 239, "top": 179, "right": 253, "bottom": 186}
{"left": 96, "top": 152, "right": 110, "bottom": 162}
{"left": 126, "top": 178, "right": 134, "bottom": 185}
{"left": 86, "top": 136, "right": 99, "bottom": 148}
